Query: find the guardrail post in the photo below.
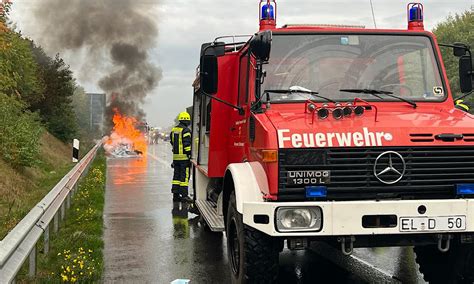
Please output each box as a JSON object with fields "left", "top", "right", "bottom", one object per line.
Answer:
{"left": 44, "top": 225, "right": 50, "bottom": 255}
{"left": 28, "top": 246, "right": 36, "bottom": 278}
{"left": 53, "top": 212, "right": 59, "bottom": 233}
{"left": 66, "top": 192, "right": 71, "bottom": 209}
{"left": 60, "top": 202, "right": 65, "bottom": 221}
{"left": 72, "top": 183, "right": 78, "bottom": 198}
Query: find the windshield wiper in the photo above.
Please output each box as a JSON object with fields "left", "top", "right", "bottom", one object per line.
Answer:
{"left": 264, "top": 86, "right": 336, "bottom": 103}
{"left": 340, "top": 88, "right": 417, "bottom": 109}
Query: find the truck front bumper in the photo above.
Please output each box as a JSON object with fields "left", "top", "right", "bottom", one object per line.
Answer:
{"left": 242, "top": 199, "right": 474, "bottom": 237}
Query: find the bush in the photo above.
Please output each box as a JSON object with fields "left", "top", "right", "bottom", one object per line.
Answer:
{"left": 433, "top": 11, "right": 474, "bottom": 98}
{"left": 0, "top": 93, "right": 43, "bottom": 167}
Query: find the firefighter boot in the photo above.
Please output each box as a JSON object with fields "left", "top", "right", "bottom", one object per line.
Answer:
{"left": 173, "top": 193, "right": 181, "bottom": 202}
{"left": 180, "top": 195, "right": 193, "bottom": 203}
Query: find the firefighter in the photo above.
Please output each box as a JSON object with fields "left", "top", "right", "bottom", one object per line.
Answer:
{"left": 170, "top": 111, "right": 193, "bottom": 202}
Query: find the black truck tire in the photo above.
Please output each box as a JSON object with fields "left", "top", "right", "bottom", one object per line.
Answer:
{"left": 226, "top": 191, "right": 280, "bottom": 283}
{"left": 414, "top": 243, "right": 474, "bottom": 284}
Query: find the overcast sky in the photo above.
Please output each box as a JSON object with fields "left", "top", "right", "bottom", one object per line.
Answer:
{"left": 9, "top": 0, "right": 473, "bottom": 127}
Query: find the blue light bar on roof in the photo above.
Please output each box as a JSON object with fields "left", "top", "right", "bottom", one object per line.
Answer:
{"left": 261, "top": 3, "right": 274, "bottom": 20}
{"left": 409, "top": 4, "right": 423, "bottom": 22}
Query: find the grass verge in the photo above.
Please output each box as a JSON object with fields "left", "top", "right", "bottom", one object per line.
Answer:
{"left": 0, "top": 163, "right": 72, "bottom": 239}
{"left": 0, "top": 132, "right": 72, "bottom": 239}
{"left": 17, "top": 150, "right": 106, "bottom": 283}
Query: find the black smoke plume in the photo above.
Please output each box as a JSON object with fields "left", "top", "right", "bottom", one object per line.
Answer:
{"left": 30, "top": 0, "right": 162, "bottom": 118}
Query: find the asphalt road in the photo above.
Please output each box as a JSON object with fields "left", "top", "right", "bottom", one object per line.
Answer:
{"left": 103, "top": 143, "right": 425, "bottom": 283}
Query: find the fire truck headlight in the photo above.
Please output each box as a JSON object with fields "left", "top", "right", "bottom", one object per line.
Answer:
{"left": 276, "top": 207, "right": 322, "bottom": 232}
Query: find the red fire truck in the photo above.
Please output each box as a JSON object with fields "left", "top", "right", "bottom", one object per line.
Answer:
{"left": 191, "top": 1, "right": 474, "bottom": 282}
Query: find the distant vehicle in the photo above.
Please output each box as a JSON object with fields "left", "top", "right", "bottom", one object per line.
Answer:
{"left": 191, "top": 1, "right": 474, "bottom": 283}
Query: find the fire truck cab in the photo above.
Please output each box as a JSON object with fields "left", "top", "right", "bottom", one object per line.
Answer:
{"left": 191, "top": 1, "right": 474, "bottom": 282}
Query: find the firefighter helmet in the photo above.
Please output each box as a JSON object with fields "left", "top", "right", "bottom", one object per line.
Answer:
{"left": 178, "top": 111, "right": 191, "bottom": 121}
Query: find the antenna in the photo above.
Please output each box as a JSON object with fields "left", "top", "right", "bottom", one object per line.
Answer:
{"left": 369, "top": 0, "right": 377, "bottom": 28}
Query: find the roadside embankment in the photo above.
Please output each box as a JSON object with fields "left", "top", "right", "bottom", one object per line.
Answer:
{"left": 0, "top": 132, "right": 72, "bottom": 239}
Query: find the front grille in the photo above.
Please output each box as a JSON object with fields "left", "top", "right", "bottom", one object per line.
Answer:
{"left": 278, "top": 147, "right": 474, "bottom": 201}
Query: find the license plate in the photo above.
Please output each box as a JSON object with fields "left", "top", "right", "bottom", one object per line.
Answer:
{"left": 399, "top": 216, "right": 466, "bottom": 232}
{"left": 287, "top": 170, "right": 330, "bottom": 185}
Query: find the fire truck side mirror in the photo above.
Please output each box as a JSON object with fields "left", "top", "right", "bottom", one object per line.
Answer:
{"left": 459, "top": 55, "right": 473, "bottom": 94}
{"left": 200, "top": 42, "right": 225, "bottom": 57}
{"left": 250, "top": 30, "right": 272, "bottom": 62}
{"left": 453, "top": 43, "right": 468, "bottom": 57}
{"left": 201, "top": 55, "right": 218, "bottom": 95}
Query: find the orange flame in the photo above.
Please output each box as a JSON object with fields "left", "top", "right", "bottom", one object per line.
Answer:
{"left": 107, "top": 108, "right": 147, "bottom": 155}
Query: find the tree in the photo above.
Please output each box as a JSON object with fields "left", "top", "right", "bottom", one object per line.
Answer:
{"left": 71, "top": 86, "right": 95, "bottom": 141}
{"left": 30, "top": 44, "right": 78, "bottom": 141}
{"left": 433, "top": 11, "right": 474, "bottom": 99}
{"left": 0, "top": 93, "right": 42, "bottom": 167}
{"left": 0, "top": 29, "right": 44, "bottom": 106}
{"left": 0, "top": 8, "right": 43, "bottom": 168}
{"left": 0, "top": 1, "right": 12, "bottom": 24}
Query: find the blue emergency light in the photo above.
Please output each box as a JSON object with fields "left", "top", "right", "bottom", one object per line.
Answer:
{"left": 409, "top": 3, "right": 423, "bottom": 22}
{"left": 456, "top": 184, "right": 474, "bottom": 196}
{"left": 306, "top": 186, "right": 327, "bottom": 198}
{"left": 261, "top": 3, "right": 275, "bottom": 20}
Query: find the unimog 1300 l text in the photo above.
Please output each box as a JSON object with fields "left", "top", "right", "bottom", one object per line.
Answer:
{"left": 190, "top": 1, "right": 474, "bottom": 282}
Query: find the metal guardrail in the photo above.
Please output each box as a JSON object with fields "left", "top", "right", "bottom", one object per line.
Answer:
{"left": 0, "top": 141, "right": 103, "bottom": 283}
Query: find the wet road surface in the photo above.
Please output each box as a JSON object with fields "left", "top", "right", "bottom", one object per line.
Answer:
{"left": 103, "top": 143, "right": 425, "bottom": 283}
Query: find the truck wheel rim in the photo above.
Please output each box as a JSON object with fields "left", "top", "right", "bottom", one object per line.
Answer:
{"left": 229, "top": 217, "right": 240, "bottom": 275}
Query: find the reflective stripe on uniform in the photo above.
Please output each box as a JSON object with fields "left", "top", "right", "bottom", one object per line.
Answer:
{"left": 184, "top": 146, "right": 191, "bottom": 152}
{"left": 172, "top": 180, "right": 181, "bottom": 185}
{"left": 171, "top": 126, "right": 189, "bottom": 160}
{"left": 171, "top": 127, "right": 182, "bottom": 155}
{"left": 178, "top": 132, "right": 183, "bottom": 155}
{"left": 173, "top": 154, "right": 188, "bottom": 161}
{"left": 180, "top": 167, "right": 190, "bottom": 187}
{"left": 183, "top": 132, "right": 191, "bottom": 138}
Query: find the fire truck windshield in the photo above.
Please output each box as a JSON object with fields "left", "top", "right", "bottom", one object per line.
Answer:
{"left": 262, "top": 34, "right": 445, "bottom": 103}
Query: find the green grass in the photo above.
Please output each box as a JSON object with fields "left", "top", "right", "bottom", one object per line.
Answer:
{"left": 0, "top": 164, "right": 73, "bottom": 239}
{"left": 0, "top": 132, "right": 72, "bottom": 239}
{"left": 16, "top": 151, "right": 106, "bottom": 283}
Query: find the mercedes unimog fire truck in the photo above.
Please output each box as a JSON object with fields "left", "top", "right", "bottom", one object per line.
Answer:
{"left": 190, "top": 1, "right": 474, "bottom": 282}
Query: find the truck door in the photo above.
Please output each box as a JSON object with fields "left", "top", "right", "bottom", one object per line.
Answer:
{"left": 230, "top": 51, "right": 252, "bottom": 162}
{"left": 198, "top": 94, "right": 212, "bottom": 170}
{"left": 191, "top": 83, "right": 212, "bottom": 172}
{"left": 191, "top": 89, "right": 201, "bottom": 163}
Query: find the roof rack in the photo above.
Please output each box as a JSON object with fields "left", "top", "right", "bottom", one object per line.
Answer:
{"left": 282, "top": 24, "right": 366, "bottom": 29}
{"left": 214, "top": 35, "right": 252, "bottom": 52}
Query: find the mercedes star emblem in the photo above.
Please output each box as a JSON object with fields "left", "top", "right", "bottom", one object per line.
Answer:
{"left": 374, "top": 151, "right": 406, "bottom": 185}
